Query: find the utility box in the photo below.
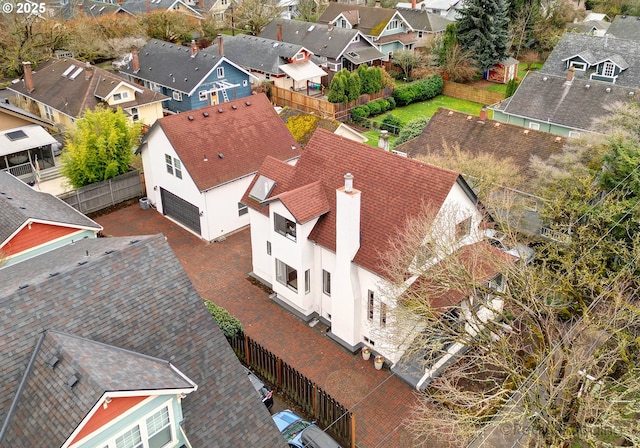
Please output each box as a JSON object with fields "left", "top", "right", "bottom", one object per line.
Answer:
{"left": 139, "top": 197, "right": 150, "bottom": 210}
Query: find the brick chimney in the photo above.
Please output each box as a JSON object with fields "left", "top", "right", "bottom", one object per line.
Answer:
{"left": 190, "top": 39, "right": 198, "bottom": 57}
{"left": 145, "top": 0, "right": 150, "bottom": 13}
{"left": 479, "top": 105, "right": 487, "bottom": 122}
{"left": 565, "top": 65, "right": 575, "bottom": 84}
{"left": 375, "top": 0, "right": 380, "bottom": 7}
{"left": 198, "top": 0, "right": 203, "bottom": 8}
{"left": 217, "top": 34, "right": 224, "bottom": 56}
{"left": 131, "top": 47, "right": 140, "bottom": 73}
{"left": 23, "top": 61, "right": 34, "bottom": 93}
{"left": 277, "top": 23, "right": 283, "bottom": 42}
{"left": 411, "top": 0, "right": 416, "bottom": 9}
{"left": 84, "top": 61, "right": 93, "bottom": 80}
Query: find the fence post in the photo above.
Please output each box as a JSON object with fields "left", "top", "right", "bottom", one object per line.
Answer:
{"left": 350, "top": 413, "right": 356, "bottom": 448}
{"left": 244, "top": 333, "right": 250, "bottom": 366}
{"left": 76, "top": 189, "right": 82, "bottom": 212}
{"left": 277, "top": 357, "right": 282, "bottom": 389}
{"left": 313, "top": 383, "right": 317, "bottom": 419}
{"left": 109, "top": 178, "right": 115, "bottom": 206}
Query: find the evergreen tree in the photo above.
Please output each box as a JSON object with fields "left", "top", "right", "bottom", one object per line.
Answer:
{"left": 456, "top": 0, "right": 510, "bottom": 72}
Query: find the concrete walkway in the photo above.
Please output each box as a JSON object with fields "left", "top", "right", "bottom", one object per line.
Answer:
{"left": 95, "top": 203, "right": 434, "bottom": 448}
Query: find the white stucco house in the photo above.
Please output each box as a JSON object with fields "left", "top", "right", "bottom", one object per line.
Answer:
{"left": 138, "top": 93, "right": 300, "bottom": 241}
{"left": 242, "top": 128, "right": 512, "bottom": 387}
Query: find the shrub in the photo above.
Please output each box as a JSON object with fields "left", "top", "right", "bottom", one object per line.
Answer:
{"left": 367, "top": 101, "right": 382, "bottom": 116}
{"left": 203, "top": 300, "right": 243, "bottom": 338}
{"left": 392, "top": 75, "right": 443, "bottom": 107}
{"left": 393, "top": 116, "right": 429, "bottom": 147}
{"left": 505, "top": 78, "right": 519, "bottom": 98}
{"left": 387, "top": 69, "right": 403, "bottom": 80}
{"left": 351, "top": 105, "right": 370, "bottom": 122}
{"left": 286, "top": 114, "right": 320, "bottom": 143}
{"left": 380, "top": 114, "right": 402, "bottom": 134}
{"left": 393, "top": 86, "right": 415, "bottom": 106}
{"left": 375, "top": 98, "right": 390, "bottom": 112}
{"left": 386, "top": 97, "right": 396, "bottom": 109}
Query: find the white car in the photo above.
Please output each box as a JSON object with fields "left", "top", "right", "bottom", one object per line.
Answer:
{"left": 484, "top": 229, "right": 534, "bottom": 263}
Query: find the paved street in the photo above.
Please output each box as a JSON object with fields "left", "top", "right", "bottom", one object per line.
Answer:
{"left": 95, "top": 203, "right": 426, "bottom": 448}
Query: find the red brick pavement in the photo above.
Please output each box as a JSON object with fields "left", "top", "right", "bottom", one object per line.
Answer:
{"left": 95, "top": 204, "right": 423, "bottom": 448}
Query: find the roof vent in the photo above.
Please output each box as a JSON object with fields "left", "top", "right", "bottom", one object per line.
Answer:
{"left": 203, "top": 112, "right": 209, "bottom": 117}
{"left": 184, "top": 78, "right": 188, "bottom": 82}
{"left": 585, "top": 84, "right": 590, "bottom": 89}
{"left": 218, "top": 153, "right": 224, "bottom": 159}
{"left": 605, "top": 87, "right": 611, "bottom": 93}
{"left": 48, "top": 355, "right": 60, "bottom": 369}
{"left": 555, "top": 136, "right": 562, "bottom": 142}
{"left": 231, "top": 105, "right": 237, "bottom": 110}
{"left": 130, "top": 239, "right": 139, "bottom": 244}
{"left": 18, "top": 284, "right": 29, "bottom": 290}
{"left": 245, "top": 101, "right": 251, "bottom": 106}
{"left": 291, "top": 145, "right": 297, "bottom": 150}
{"left": 494, "top": 122, "right": 500, "bottom": 127}
{"left": 49, "top": 272, "right": 59, "bottom": 277}
{"left": 542, "top": 76, "right": 548, "bottom": 81}
{"left": 523, "top": 129, "right": 529, "bottom": 134}
{"left": 466, "top": 115, "right": 472, "bottom": 120}
{"left": 188, "top": 115, "right": 194, "bottom": 121}
{"left": 218, "top": 108, "right": 223, "bottom": 113}
{"left": 67, "top": 374, "right": 79, "bottom": 388}
{"left": 630, "top": 91, "right": 636, "bottom": 96}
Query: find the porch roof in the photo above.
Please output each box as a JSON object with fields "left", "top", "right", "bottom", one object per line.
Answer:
{"left": 278, "top": 60, "right": 327, "bottom": 82}
{"left": 0, "top": 124, "right": 58, "bottom": 157}
{"left": 342, "top": 46, "right": 386, "bottom": 65}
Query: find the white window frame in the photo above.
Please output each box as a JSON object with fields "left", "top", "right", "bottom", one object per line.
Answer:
{"left": 130, "top": 107, "right": 139, "bottom": 122}
{"left": 105, "top": 403, "right": 175, "bottom": 448}
{"left": 305, "top": 269, "right": 310, "bottom": 294}
{"left": 388, "top": 19, "right": 399, "bottom": 30}
{"left": 165, "top": 154, "right": 173, "bottom": 175}
{"left": 570, "top": 61, "right": 586, "bottom": 71}
{"left": 217, "top": 67, "right": 224, "bottom": 78}
{"left": 172, "top": 91, "right": 182, "bottom": 101}
{"left": 602, "top": 61, "right": 615, "bottom": 78}
{"left": 276, "top": 259, "right": 298, "bottom": 291}
{"left": 199, "top": 90, "right": 208, "bottom": 101}
{"left": 528, "top": 122, "right": 540, "bottom": 130}
{"left": 238, "top": 202, "right": 248, "bottom": 216}
{"left": 43, "top": 104, "right": 54, "bottom": 121}
{"left": 274, "top": 213, "right": 296, "bottom": 241}
{"left": 322, "top": 270, "right": 331, "bottom": 296}
{"left": 165, "top": 154, "right": 182, "bottom": 179}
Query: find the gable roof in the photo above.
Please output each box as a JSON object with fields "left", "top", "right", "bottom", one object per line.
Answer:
{"left": 152, "top": 93, "right": 300, "bottom": 191}
{"left": 318, "top": 3, "right": 401, "bottom": 37}
{"left": 243, "top": 128, "right": 464, "bottom": 276}
{"left": 605, "top": 14, "right": 640, "bottom": 41}
{"left": 0, "top": 235, "right": 286, "bottom": 447}
{"left": 0, "top": 171, "right": 101, "bottom": 247}
{"left": 260, "top": 19, "right": 382, "bottom": 61}
{"left": 396, "top": 108, "right": 566, "bottom": 181}
{"left": 120, "top": 39, "right": 250, "bottom": 95}
{"left": 0, "top": 101, "right": 56, "bottom": 131}
{"left": 540, "top": 33, "right": 640, "bottom": 88}
{"left": 8, "top": 58, "right": 167, "bottom": 120}
{"left": 118, "top": 0, "right": 200, "bottom": 16}
{"left": 59, "top": 0, "right": 121, "bottom": 19}
{"left": 490, "top": 71, "right": 639, "bottom": 133}
{"left": 395, "top": 8, "right": 452, "bottom": 33}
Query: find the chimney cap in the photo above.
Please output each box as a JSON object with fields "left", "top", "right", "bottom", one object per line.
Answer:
{"left": 344, "top": 173, "right": 354, "bottom": 193}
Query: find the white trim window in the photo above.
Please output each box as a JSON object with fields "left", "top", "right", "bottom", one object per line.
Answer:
{"left": 165, "top": 154, "right": 182, "bottom": 179}
{"left": 274, "top": 213, "right": 296, "bottom": 241}
{"left": 198, "top": 90, "right": 208, "bottom": 101}
{"left": 322, "top": 270, "right": 331, "bottom": 296}
{"left": 172, "top": 91, "right": 182, "bottom": 101}
{"left": 107, "top": 405, "right": 173, "bottom": 448}
{"left": 570, "top": 61, "right": 586, "bottom": 71}
{"left": 113, "top": 91, "right": 129, "bottom": 102}
{"left": 528, "top": 122, "right": 540, "bottom": 130}
{"left": 44, "top": 104, "right": 54, "bottom": 121}
{"left": 238, "top": 202, "right": 248, "bottom": 216}
{"left": 130, "top": 107, "right": 139, "bottom": 122}
{"left": 602, "top": 61, "right": 615, "bottom": 78}
{"left": 388, "top": 19, "right": 399, "bottom": 30}
{"left": 276, "top": 259, "right": 298, "bottom": 291}
{"left": 217, "top": 67, "right": 224, "bottom": 78}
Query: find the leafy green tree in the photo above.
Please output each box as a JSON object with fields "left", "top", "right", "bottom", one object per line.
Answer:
{"left": 436, "top": 23, "right": 458, "bottom": 67}
{"left": 357, "top": 64, "right": 383, "bottom": 95}
{"left": 62, "top": 107, "right": 141, "bottom": 188}
{"left": 327, "top": 69, "right": 351, "bottom": 104}
{"left": 456, "top": 0, "right": 510, "bottom": 72}
{"left": 347, "top": 71, "right": 361, "bottom": 102}
{"left": 393, "top": 117, "right": 428, "bottom": 147}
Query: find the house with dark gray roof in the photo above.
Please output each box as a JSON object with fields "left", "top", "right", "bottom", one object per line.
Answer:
{"left": 260, "top": 19, "right": 385, "bottom": 72}
{"left": 0, "top": 170, "right": 102, "bottom": 267}
{"left": 207, "top": 34, "right": 327, "bottom": 92}
{"left": 395, "top": 7, "right": 452, "bottom": 47}
{"left": 605, "top": 14, "right": 640, "bottom": 41}
{"left": 119, "top": 39, "right": 254, "bottom": 113}
{"left": 0, "top": 235, "right": 287, "bottom": 447}
{"left": 490, "top": 32, "right": 640, "bottom": 136}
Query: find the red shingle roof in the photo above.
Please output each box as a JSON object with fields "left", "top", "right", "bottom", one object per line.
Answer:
{"left": 244, "top": 128, "right": 463, "bottom": 276}
{"left": 272, "top": 181, "right": 331, "bottom": 224}
{"left": 157, "top": 93, "right": 299, "bottom": 191}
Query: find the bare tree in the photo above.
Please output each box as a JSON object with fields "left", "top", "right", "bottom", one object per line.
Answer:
{"left": 232, "top": 0, "right": 283, "bottom": 36}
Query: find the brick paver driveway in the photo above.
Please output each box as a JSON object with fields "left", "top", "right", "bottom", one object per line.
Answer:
{"left": 96, "top": 203, "right": 425, "bottom": 448}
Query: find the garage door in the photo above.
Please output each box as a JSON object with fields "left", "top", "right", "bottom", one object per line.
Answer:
{"left": 160, "top": 188, "right": 201, "bottom": 235}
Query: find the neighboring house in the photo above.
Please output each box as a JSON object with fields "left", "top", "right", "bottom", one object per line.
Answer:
{"left": 0, "top": 98, "right": 56, "bottom": 132}
{"left": 261, "top": 19, "right": 386, "bottom": 73}
{"left": 566, "top": 18, "right": 610, "bottom": 36}
{"left": 119, "top": 39, "right": 254, "bottom": 114}
{"left": 395, "top": 6, "right": 453, "bottom": 48}
{"left": 486, "top": 56, "right": 519, "bottom": 84}
{"left": 0, "top": 170, "right": 102, "bottom": 267}
{"left": 241, "top": 128, "right": 508, "bottom": 388}
{"left": 116, "top": 0, "right": 203, "bottom": 17}
{"left": 138, "top": 93, "right": 300, "bottom": 241}
{"left": 604, "top": 14, "right": 640, "bottom": 41}
{"left": 58, "top": 0, "right": 124, "bottom": 19}
{"left": 490, "top": 32, "right": 640, "bottom": 136}
{"left": 395, "top": 107, "right": 566, "bottom": 236}
{"left": 207, "top": 34, "right": 327, "bottom": 92}
{"left": 0, "top": 125, "right": 62, "bottom": 184}
{"left": 8, "top": 58, "right": 167, "bottom": 131}
{"left": 317, "top": 2, "right": 418, "bottom": 59}
{"left": 0, "top": 234, "right": 287, "bottom": 447}
{"left": 396, "top": 0, "right": 463, "bottom": 19}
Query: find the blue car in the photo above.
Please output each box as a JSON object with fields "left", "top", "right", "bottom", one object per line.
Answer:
{"left": 272, "top": 410, "right": 342, "bottom": 448}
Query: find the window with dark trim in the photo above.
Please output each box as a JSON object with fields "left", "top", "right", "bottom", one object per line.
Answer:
{"left": 368, "top": 290, "right": 374, "bottom": 321}
{"left": 274, "top": 213, "right": 296, "bottom": 241}
{"left": 276, "top": 259, "right": 297, "bottom": 291}
{"left": 305, "top": 269, "right": 310, "bottom": 294}
{"left": 238, "top": 202, "right": 248, "bottom": 216}
{"left": 455, "top": 216, "right": 472, "bottom": 240}
{"left": 323, "top": 270, "right": 331, "bottom": 296}
{"left": 380, "top": 302, "right": 387, "bottom": 327}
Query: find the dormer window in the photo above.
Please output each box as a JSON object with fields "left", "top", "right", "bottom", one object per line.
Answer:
{"left": 388, "top": 19, "right": 399, "bottom": 30}
{"left": 295, "top": 53, "right": 304, "bottom": 61}
{"left": 570, "top": 61, "right": 586, "bottom": 71}
{"left": 274, "top": 213, "right": 296, "bottom": 241}
{"left": 112, "top": 91, "right": 129, "bottom": 102}
{"left": 603, "top": 62, "right": 615, "bottom": 78}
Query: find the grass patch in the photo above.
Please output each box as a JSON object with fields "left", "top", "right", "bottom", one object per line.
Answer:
{"left": 363, "top": 130, "right": 396, "bottom": 147}
{"left": 373, "top": 95, "right": 483, "bottom": 127}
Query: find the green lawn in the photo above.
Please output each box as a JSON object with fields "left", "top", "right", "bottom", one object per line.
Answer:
{"left": 370, "top": 95, "right": 484, "bottom": 128}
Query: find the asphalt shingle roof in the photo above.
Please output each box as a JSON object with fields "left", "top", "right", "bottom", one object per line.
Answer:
{"left": 154, "top": 93, "right": 300, "bottom": 191}
{"left": 395, "top": 7, "right": 452, "bottom": 33}
{"left": 0, "top": 235, "right": 286, "bottom": 447}
{"left": 243, "top": 128, "right": 462, "bottom": 277}
{"left": 0, "top": 171, "right": 101, "bottom": 245}
{"left": 605, "top": 14, "right": 640, "bottom": 41}
{"left": 318, "top": 3, "right": 399, "bottom": 37}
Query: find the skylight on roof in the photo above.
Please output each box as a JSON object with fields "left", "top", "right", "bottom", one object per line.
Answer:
{"left": 249, "top": 175, "right": 276, "bottom": 202}
{"left": 69, "top": 67, "right": 84, "bottom": 79}
{"left": 62, "top": 65, "right": 76, "bottom": 77}
{"left": 308, "top": 25, "right": 315, "bottom": 31}
{"left": 5, "top": 130, "right": 27, "bottom": 141}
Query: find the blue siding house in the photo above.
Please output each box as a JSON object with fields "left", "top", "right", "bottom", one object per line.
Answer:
{"left": 120, "top": 39, "right": 255, "bottom": 114}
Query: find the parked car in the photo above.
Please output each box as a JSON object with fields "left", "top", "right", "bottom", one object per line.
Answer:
{"left": 272, "top": 410, "right": 342, "bottom": 448}
{"left": 484, "top": 229, "right": 535, "bottom": 263}
{"left": 244, "top": 366, "right": 274, "bottom": 410}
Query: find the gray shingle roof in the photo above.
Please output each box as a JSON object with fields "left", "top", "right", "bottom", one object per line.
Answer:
{"left": 0, "top": 235, "right": 286, "bottom": 447}
{"left": 491, "top": 71, "right": 639, "bottom": 133}
{"left": 395, "top": 7, "right": 452, "bottom": 33}
{"left": 120, "top": 39, "right": 225, "bottom": 95}
{"left": 0, "top": 171, "right": 101, "bottom": 244}
{"left": 541, "top": 33, "right": 640, "bottom": 88}
{"left": 260, "top": 19, "right": 380, "bottom": 61}
{"left": 605, "top": 14, "right": 640, "bottom": 41}
{"left": 318, "top": 3, "right": 398, "bottom": 37}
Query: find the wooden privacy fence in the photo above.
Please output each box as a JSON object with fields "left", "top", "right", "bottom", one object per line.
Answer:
{"left": 442, "top": 80, "right": 505, "bottom": 105}
{"left": 59, "top": 170, "right": 143, "bottom": 214}
{"left": 271, "top": 85, "right": 393, "bottom": 121}
{"left": 228, "top": 331, "right": 355, "bottom": 448}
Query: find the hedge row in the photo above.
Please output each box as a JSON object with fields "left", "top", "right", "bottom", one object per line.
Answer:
{"left": 392, "top": 75, "right": 444, "bottom": 107}
{"left": 351, "top": 97, "right": 396, "bottom": 122}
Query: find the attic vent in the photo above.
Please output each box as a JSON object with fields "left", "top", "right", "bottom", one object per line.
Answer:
{"left": 67, "top": 374, "right": 79, "bottom": 388}
{"left": 245, "top": 101, "right": 251, "bottom": 106}
{"left": 104, "top": 249, "right": 114, "bottom": 254}
{"left": 48, "top": 355, "right": 60, "bottom": 369}
{"left": 77, "top": 260, "right": 88, "bottom": 266}
{"left": 218, "top": 153, "right": 224, "bottom": 159}
{"left": 184, "top": 78, "right": 188, "bottom": 82}
{"left": 203, "top": 112, "right": 209, "bottom": 117}
{"left": 188, "top": 115, "right": 194, "bottom": 121}
{"left": 130, "top": 239, "right": 140, "bottom": 244}
{"left": 218, "top": 108, "right": 223, "bottom": 113}
{"left": 49, "top": 272, "right": 60, "bottom": 277}
{"left": 18, "top": 284, "right": 29, "bottom": 289}
{"left": 195, "top": 67, "right": 199, "bottom": 71}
